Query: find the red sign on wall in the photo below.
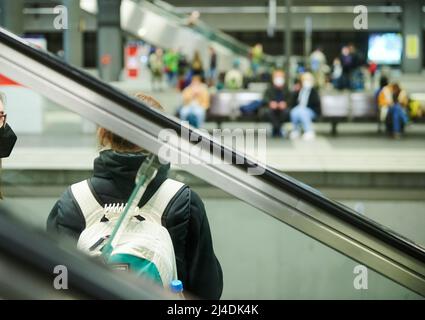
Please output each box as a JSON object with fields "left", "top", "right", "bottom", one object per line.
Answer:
{"left": 125, "top": 44, "right": 140, "bottom": 79}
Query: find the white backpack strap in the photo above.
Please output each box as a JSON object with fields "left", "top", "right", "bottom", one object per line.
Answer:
{"left": 70, "top": 180, "right": 104, "bottom": 229}
{"left": 141, "top": 178, "right": 185, "bottom": 225}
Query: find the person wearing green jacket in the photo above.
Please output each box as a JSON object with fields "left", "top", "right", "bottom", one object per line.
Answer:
{"left": 164, "top": 48, "right": 180, "bottom": 88}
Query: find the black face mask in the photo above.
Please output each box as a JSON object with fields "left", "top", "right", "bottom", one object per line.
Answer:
{"left": 0, "top": 123, "right": 17, "bottom": 158}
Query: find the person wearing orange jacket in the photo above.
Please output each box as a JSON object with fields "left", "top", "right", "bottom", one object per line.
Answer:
{"left": 180, "top": 75, "right": 210, "bottom": 128}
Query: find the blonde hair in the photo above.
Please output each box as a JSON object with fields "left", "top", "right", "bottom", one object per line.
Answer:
{"left": 301, "top": 72, "right": 314, "bottom": 83}
{"left": 97, "top": 93, "right": 164, "bottom": 153}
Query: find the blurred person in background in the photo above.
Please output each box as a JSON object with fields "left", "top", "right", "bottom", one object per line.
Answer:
{"left": 292, "top": 78, "right": 303, "bottom": 93}
{"left": 0, "top": 92, "right": 17, "bottom": 199}
{"left": 331, "top": 57, "right": 343, "bottom": 90}
{"left": 180, "top": 75, "right": 210, "bottom": 128}
{"left": 368, "top": 60, "right": 378, "bottom": 89}
{"left": 263, "top": 70, "right": 290, "bottom": 138}
{"left": 339, "top": 46, "right": 354, "bottom": 90}
{"left": 348, "top": 43, "right": 365, "bottom": 91}
{"left": 378, "top": 81, "right": 408, "bottom": 132}
{"left": 186, "top": 10, "right": 201, "bottom": 27}
{"left": 191, "top": 50, "right": 204, "bottom": 77}
{"left": 375, "top": 75, "right": 389, "bottom": 132}
{"left": 387, "top": 85, "right": 409, "bottom": 139}
{"left": 215, "top": 72, "right": 226, "bottom": 91}
{"left": 177, "top": 50, "right": 189, "bottom": 91}
{"left": 47, "top": 93, "right": 223, "bottom": 299}
{"left": 250, "top": 43, "right": 263, "bottom": 77}
{"left": 224, "top": 59, "right": 244, "bottom": 90}
{"left": 163, "top": 48, "right": 179, "bottom": 88}
{"left": 289, "top": 72, "right": 321, "bottom": 141}
{"left": 309, "top": 47, "right": 327, "bottom": 89}
{"left": 207, "top": 46, "right": 218, "bottom": 86}
{"left": 148, "top": 48, "right": 164, "bottom": 92}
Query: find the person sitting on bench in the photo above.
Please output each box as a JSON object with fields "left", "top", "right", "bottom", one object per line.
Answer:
{"left": 180, "top": 75, "right": 210, "bottom": 128}
{"left": 263, "top": 70, "right": 290, "bottom": 138}
{"left": 289, "top": 72, "right": 321, "bottom": 141}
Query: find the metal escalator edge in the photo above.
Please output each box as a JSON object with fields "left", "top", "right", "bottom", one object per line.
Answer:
{"left": 0, "top": 207, "right": 169, "bottom": 299}
{"left": 0, "top": 27, "right": 424, "bottom": 297}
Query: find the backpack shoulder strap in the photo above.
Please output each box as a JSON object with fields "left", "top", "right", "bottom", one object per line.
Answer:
{"left": 141, "top": 178, "right": 185, "bottom": 225}
{"left": 70, "top": 180, "right": 104, "bottom": 229}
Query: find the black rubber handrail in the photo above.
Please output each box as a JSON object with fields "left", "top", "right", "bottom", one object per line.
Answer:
{"left": 0, "top": 207, "right": 167, "bottom": 299}
{"left": 1, "top": 28, "right": 424, "bottom": 264}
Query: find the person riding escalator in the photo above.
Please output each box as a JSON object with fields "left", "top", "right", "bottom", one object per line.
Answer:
{"left": 47, "top": 93, "right": 223, "bottom": 300}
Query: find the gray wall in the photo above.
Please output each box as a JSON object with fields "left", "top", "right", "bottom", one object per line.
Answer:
{"left": 3, "top": 195, "right": 424, "bottom": 299}
{"left": 205, "top": 198, "right": 424, "bottom": 299}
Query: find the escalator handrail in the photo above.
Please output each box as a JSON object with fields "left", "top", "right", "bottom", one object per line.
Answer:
{"left": 140, "top": 0, "right": 277, "bottom": 65}
{"left": 0, "top": 207, "right": 168, "bottom": 299}
{"left": 0, "top": 28, "right": 424, "bottom": 265}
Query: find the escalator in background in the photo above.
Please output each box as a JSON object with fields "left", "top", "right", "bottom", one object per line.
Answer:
{"left": 80, "top": 0, "right": 277, "bottom": 72}
{"left": 0, "top": 27, "right": 424, "bottom": 298}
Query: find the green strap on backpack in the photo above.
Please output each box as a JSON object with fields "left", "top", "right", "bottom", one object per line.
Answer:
{"left": 101, "top": 154, "right": 163, "bottom": 284}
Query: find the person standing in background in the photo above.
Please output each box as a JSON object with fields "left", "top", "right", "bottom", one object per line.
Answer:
{"left": 375, "top": 76, "right": 389, "bottom": 132}
{"left": 250, "top": 43, "right": 263, "bottom": 77}
{"left": 368, "top": 60, "right": 378, "bottom": 89}
{"left": 348, "top": 43, "right": 365, "bottom": 91}
{"left": 309, "top": 47, "right": 327, "bottom": 89}
{"left": 331, "top": 57, "right": 343, "bottom": 90}
{"left": 177, "top": 50, "right": 189, "bottom": 91}
{"left": 191, "top": 51, "right": 204, "bottom": 77}
{"left": 164, "top": 48, "right": 179, "bottom": 88}
{"left": 207, "top": 46, "right": 217, "bottom": 86}
{"left": 0, "top": 92, "right": 18, "bottom": 199}
{"left": 148, "top": 48, "right": 164, "bottom": 92}
{"left": 339, "top": 46, "right": 354, "bottom": 90}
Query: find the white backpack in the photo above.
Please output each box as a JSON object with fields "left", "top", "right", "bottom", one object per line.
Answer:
{"left": 71, "top": 178, "right": 185, "bottom": 288}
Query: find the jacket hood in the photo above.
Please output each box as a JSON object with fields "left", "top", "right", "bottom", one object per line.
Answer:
{"left": 92, "top": 149, "right": 170, "bottom": 203}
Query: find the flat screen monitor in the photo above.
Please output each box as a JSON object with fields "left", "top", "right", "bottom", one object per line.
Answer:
{"left": 367, "top": 33, "right": 402, "bottom": 65}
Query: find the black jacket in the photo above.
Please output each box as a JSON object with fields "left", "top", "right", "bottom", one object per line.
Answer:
{"left": 263, "top": 85, "right": 289, "bottom": 105}
{"left": 47, "top": 150, "right": 223, "bottom": 299}
{"left": 290, "top": 88, "right": 321, "bottom": 116}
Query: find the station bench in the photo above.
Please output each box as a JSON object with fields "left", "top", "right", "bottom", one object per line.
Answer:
{"left": 207, "top": 90, "right": 420, "bottom": 135}
{"left": 320, "top": 92, "right": 378, "bottom": 135}
{"left": 206, "top": 90, "right": 264, "bottom": 128}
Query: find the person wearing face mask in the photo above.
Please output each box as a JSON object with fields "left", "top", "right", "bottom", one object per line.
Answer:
{"left": 0, "top": 92, "right": 18, "bottom": 199}
{"left": 289, "top": 72, "right": 321, "bottom": 141}
{"left": 262, "top": 70, "right": 290, "bottom": 137}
